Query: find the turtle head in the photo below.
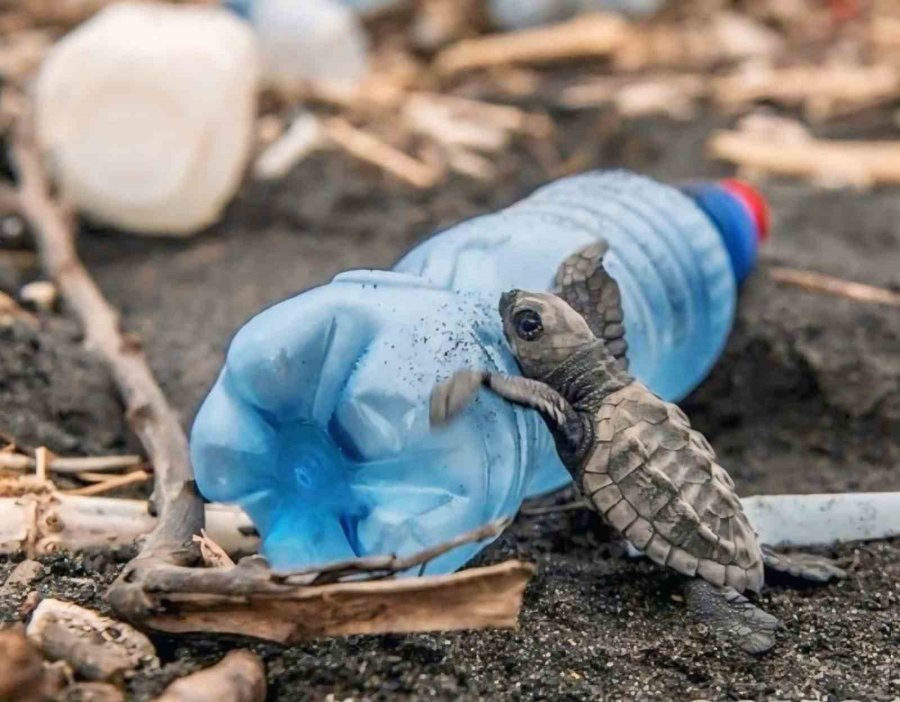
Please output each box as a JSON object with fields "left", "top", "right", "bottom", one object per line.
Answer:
{"left": 499, "top": 289, "right": 596, "bottom": 379}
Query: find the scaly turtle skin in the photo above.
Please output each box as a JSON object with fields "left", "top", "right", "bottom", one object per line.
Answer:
{"left": 430, "top": 243, "right": 845, "bottom": 655}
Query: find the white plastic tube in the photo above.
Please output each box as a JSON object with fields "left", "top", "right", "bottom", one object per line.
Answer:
{"left": 742, "top": 492, "right": 900, "bottom": 547}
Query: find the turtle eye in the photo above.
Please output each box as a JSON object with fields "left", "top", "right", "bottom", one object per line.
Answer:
{"left": 513, "top": 309, "right": 543, "bottom": 341}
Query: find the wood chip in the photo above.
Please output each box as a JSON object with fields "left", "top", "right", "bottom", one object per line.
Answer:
{"left": 194, "top": 529, "right": 236, "bottom": 569}
{"left": 27, "top": 599, "right": 159, "bottom": 682}
{"left": 151, "top": 651, "right": 265, "bottom": 702}
{"left": 712, "top": 63, "right": 900, "bottom": 118}
{"left": 560, "top": 74, "right": 704, "bottom": 118}
{"left": 435, "top": 13, "right": 630, "bottom": 75}
{"left": 62, "top": 470, "right": 151, "bottom": 496}
{"left": 708, "top": 127, "right": 900, "bottom": 187}
{"left": 769, "top": 267, "right": 900, "bottom": 307}
{"left": 323, "top": 116, "right": 443, "bottom": 188}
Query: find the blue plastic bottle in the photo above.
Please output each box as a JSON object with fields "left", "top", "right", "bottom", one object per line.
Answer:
{"left": 190, "top": 171, "right": 768, "bottom": 574}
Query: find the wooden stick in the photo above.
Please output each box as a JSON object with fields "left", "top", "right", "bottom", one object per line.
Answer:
{"left": 711, "top": 64, "right": 900, "bottom": 112}
{"left": 434, "top": 13, "right": 630, "bottom": 76}
{"left": 0, "top": 495, "right": 258, "bottom": 557}
{"left": 151, "top": 651, "right": 265, "bottom": 702}
{"left": 12, "top": 115, "right": 205, "bottom": 620}
{"left": 63, "top": 470, "right": 151, "bottom": 496}
{"left": 769, "top": 267, "right": 900, "bottom": 307}
{"left": 34, "top": 446, "right": 48, "bottom": 482}
{"left": 145, "top": 560, "right": 535, "bottom": 643}
{"left": 708, "top": 129, "right": 900, "bottom": 186}
{"left": 0, "top": 452, "right": 144, "bottom": 474}
{"left": 323, "top": 117, "right": 443, "bottom": 188}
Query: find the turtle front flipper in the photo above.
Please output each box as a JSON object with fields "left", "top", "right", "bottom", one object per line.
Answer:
{"left": 761, "top": 545, "right": 847, "bottom": 584}
{"left": 555, "top": 241, "right": 628, "bottom": 369}
{"left": 430, "top": 371, "right": 591, "bottom": 461}
{"left": 684, "top": 578, "right": 779, "bottom": 655}
{"left": 430, "top": 369, "right": 488, "bottom": 426}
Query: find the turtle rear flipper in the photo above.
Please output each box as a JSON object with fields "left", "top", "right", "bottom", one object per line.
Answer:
{"left": 761, "top": 545, "right": 847, "bottom": 584}
{"left": 555, "top": 242, "right": 628, "bottom": 369}
{"left": 684, "top": 578, "right": 779, "bottom": 655}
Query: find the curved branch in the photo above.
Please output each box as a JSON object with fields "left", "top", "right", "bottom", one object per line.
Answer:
{"left": 11, "top": 115, "right": 205, "bottom": 620}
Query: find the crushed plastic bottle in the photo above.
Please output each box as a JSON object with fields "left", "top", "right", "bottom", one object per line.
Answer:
{"left": 488, "top": 0, "right": 665, "bottom": 30}
{"left": 227, "top": 0, "right": 369, "bottom": 93}
{"left": 35, "top": 2, "right": 258, "bottom": 235}
{"left": 190, "top": 170, "right": 768, "bottom": 574}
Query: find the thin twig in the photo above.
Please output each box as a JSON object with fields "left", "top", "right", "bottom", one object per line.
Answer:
{"left": 11, "top": 113, "right": 204, "bottom": 620}
{"left": 0, "top": 453, "right": 145, "bottom": 474}
{"left": 519, "top": 499, "right": 588, "bottom": 517}
{"left": 770, "top": 267, "right": 900, "bottom": 307}
{"left": 434, "top": 13, "right": 630, "bottom": 75}
{"left": 63, "top": 470, "right": 152, "bottom": 496}
{"left": 323, "top": 117, "right": 443, "bottom": 188}
{"left": 282, "top": 516, "right": 512, "bottom": 584}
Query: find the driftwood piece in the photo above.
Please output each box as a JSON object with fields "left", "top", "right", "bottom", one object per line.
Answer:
{"left": 769, "top": 267, "right": 900, "bottom": 308}
{"left": 708, "top": 128, "right": 900, "bottom": 187}
{"left": 26, "top": 599, "right": 159, "bottom": 682}
{"left": 151, "top": 651, "right": 265, "bottom": 702}
{"left": 0, "top": 628, "right": 48, "bottom": 702}
{"left": 12, "top": 114, "right": 206, "bottom": 621}
{"left": 145, "top": 559, "right": 534, "bottom": 643}
{"left": 0, "top": 494, "right": 257, "bottom": 558}
{"left": 435, "top": 13, "right": 630, "bottom": 75}
{"left": 0, "top": 452, "right": 143, "bottom": 475}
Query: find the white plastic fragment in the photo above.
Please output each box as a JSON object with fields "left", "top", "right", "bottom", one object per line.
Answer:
{"left": 35, "top": 2, "right": 259, "bottom": 236}
{"left": 625, "top": 491, "right": 900, "bottom": 558}
{"left": 741, "top": 492, "right": 900, "bottom": 548}
{"left": 253, "top": 111, "right": 323, "bottom": 180}
{"left": 248, "top": 0, "right": 369, "bottom": 94}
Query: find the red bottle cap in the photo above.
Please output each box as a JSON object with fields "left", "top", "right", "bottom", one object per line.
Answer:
{"left": 719, "top": 178, "right": 770, "bottom": 243}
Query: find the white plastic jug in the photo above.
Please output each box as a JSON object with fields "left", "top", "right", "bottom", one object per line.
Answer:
{"left": 35, "top": 2, "right": 259, "bottom": 236}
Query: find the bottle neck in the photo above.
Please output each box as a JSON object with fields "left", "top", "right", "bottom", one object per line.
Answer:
{"left": 679, "top": 181, "right": 768, "bottom": 285}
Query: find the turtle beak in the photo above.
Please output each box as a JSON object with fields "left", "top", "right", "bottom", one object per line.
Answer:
{"left": 498, "top": 289, "right": 519, "bottom": 320}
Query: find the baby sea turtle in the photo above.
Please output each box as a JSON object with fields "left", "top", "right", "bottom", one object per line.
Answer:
{"left": 430, "top": 242, "right": 845, "bottom": 654}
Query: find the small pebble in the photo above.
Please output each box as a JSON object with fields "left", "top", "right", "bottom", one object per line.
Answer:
{"left": 20, "top": 280, "right": 58, "bottom": 312}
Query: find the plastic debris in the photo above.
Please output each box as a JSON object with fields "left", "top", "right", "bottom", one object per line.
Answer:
{"left": 190, "top": 170, "right": 769, "bottom": 574}
{"left": 34, "top": 2, "right": 259, "bottom": 235}
{"left": 240, "top": 0, "right": 369, "bottom": 94}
